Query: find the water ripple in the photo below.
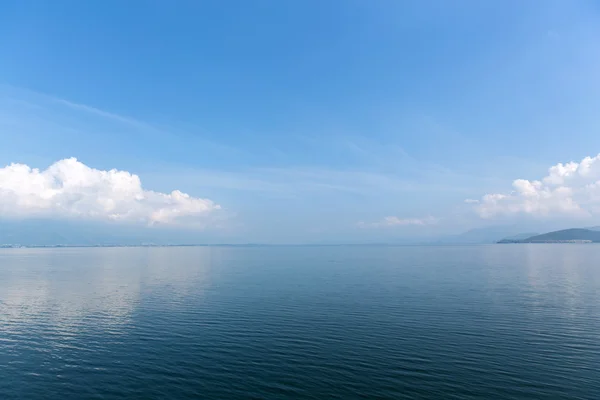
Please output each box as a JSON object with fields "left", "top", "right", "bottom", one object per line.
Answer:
{"left": 1, "top": 245, "right": 599, "bottom": 399}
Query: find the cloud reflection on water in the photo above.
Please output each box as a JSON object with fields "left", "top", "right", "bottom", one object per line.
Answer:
{"left": 0, "top": 247, "right": 214, "bottom": 338}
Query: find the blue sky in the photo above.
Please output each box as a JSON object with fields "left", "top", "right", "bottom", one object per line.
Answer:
{"left": 1, "top": 0, "right": 600, "bottom": 243}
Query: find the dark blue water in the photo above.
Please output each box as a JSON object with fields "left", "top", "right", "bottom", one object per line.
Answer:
{"left": 1, "top": 245, "right": 599, "bottom": 399}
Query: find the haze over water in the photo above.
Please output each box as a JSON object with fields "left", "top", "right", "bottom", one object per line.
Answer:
{"left": 1, "top": 245, "right": 599, "bottom": 399}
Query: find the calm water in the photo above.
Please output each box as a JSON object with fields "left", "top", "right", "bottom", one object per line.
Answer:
{"left": 0, "top": 245, "right": 599, "bottom": 399}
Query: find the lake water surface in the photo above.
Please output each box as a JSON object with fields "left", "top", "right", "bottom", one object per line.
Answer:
{"left": 1, "top": 245, "right": 599, "bottom": 399}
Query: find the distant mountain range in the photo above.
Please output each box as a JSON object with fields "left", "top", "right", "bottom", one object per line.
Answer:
{"left": 497, "top": 232, "right": 540, "bottom": 242}
{"left": 1, "top": 219, "right": 599, "bottom": 247}
{"left": 498, "top": 228, "right": 600, "bottom": 243}
{"left": 433, "top": 226, "right": 530, "bottom": 245}
{"left": 0, "top": 219, "right": 219, "bottom": 247}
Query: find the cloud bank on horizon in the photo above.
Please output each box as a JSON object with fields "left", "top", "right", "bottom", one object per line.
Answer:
{"left": 4, "top": 153, "right": 600, "bottom": 233}
{"left": 473, "top": 154, "right": 600, "bottom": 220}
{"left": 0, "top": 158, "right": 220, "bottom": 227}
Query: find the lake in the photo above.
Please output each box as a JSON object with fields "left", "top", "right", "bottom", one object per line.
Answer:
{"left": 1, "top": 245, "right": 599, "bottom": 399}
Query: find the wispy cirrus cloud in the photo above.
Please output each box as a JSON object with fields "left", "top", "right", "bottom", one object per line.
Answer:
{"left": 0, "top": 84, "right": 244, "bottom": 162}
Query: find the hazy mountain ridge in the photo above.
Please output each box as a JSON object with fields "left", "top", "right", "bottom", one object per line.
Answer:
{"left": 433, "top": 226, "right": 527, "bottom": 244}
{"left": 2, "top": 220, "right": 599, "bottom": 247}
{"left": 497, "top": 232, "right": 539, "bottom": 242}
{"left": 498, "top": 228, "right": 600, "bottom": 243}
{"left": 0, "top": 219, "right": 219, "bottom": 247}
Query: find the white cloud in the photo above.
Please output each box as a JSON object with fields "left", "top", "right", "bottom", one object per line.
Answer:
{"left": 475, "top": 154, "right": 600, "bottom": 219}
{"left": 0, "top": 158, "right": 220, "bottom": 226}
{"left": 359, "top": 216, "right": 438, "bottom": 228}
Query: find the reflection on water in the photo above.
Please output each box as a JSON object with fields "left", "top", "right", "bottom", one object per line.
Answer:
{"left": 0, "top": 247, "right": 213, "bottom": 336}
{"left": 1, "top": 245, "right": 599, "bottom": 399}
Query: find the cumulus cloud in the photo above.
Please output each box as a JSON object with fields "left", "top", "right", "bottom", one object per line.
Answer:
{"left": 474, "top": 154, "right": 600, "bottom": 219}
{"left": 359, "top": 216, "right": 438, "bottom": 228}
{"left": 0, "top": 158, "right": 221, "bottom": 226}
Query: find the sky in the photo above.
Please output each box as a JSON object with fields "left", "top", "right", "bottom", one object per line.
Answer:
{"left": 1, "top": 0, "right": 600, "bottom": 243}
